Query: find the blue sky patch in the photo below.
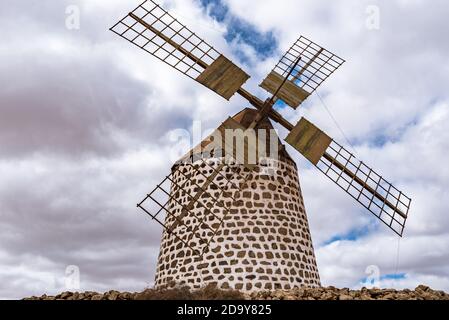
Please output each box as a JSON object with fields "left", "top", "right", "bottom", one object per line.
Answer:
{"left": 198, "top": 0, "right": 278, "bottom": 62}
{"left": 381, "top": 273, "right": 407, "bottom": 280}
{"left": 372, "top": 134, "right": 390, "bottom": 148}
{"left": 360, "top": 273, "right": 406, "bottom": 285}
{"left": 274, "top": 99, "right": 288, "bottom": 111}
{"left": 323, "top": 224, "right": 374, "bottom": 245}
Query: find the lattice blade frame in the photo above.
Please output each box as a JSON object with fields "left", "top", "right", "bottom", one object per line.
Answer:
{"left": 110, "top": 0, "right": 249, "bottom": 100}
{"left": 261, "top": 36, "right": 345, "bottom": 109}
{"left": 286, "top": 118, "right": 410, "bottom": 236}
{"left": 316, "top": 140, "right": 411, "bottom": 236}
{"left": 138, "top": 155, "right": 255, "bottom": 257}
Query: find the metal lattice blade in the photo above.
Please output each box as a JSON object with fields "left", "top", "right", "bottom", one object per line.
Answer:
{"left": 286, "top": 118, "right": 411, "bottom": 236}
{"left": 260, "top": 36, "right": 345, "bottom": 109}
{"left": 137, "top": 156, "right": 255, "bottom": 257}
{"left": 110, "top": 0, "right": 250, "bottom": 100}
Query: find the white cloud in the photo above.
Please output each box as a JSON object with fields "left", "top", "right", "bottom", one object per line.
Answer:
{"left": 0, "top": 0, "right": 448, "bottom": 299}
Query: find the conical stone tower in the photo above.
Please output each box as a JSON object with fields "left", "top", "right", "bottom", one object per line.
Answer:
{"left": 154, "top": 108, "right": 320, "bottom": 291}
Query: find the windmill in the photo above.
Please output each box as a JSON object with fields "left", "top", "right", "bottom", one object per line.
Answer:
{"left": 110, "top": 0, "right": 411, "bottom": 291}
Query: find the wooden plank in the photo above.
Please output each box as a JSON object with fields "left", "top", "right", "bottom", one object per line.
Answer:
{"left": 196, "top": 55, "right": 250, "bottom": 100}
{"left": 286, "top": 117, "right": 332, "bottom": 165}
{"left": 259, "top": 70, "right": 310, "bottom": 109}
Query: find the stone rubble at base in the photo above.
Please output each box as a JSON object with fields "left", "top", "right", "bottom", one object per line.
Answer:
{"left": 23, "top": 285, "right": 449, "bottom": 300}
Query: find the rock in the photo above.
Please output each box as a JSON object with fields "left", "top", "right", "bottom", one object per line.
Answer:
{"left": 293, "top": 288, "right": 305, "bottom": 297}
{"left": 368, "top": 289, "right": 383, "bottom": 298}
{"left": 382, "top": 293, "right": 396, "bottom": 300}
{"left": 118, "top": 292, "right": 132, "bottom": 300}
{"left": 67, "top": 292, "right": 79, "bottom": 300}
{"left": 416, "top": 285, "right": 430, "bottom": 292}
{"left": 273, "top": 291, "right": 285, "bottom": 300}
{"left": 395, "top": 293, "right": 409, "bottom": 300}
{"left": 321, "top": 292, "right": 335, "bottom": 300}
{"left": 339, "top": 294, "right": 354, "bottom": 301}
{"left": 45, "top": 296, "right": 56, "bottom": 300}
{"left": 310, "top": 289, "right": 323, "bottom": 299}
{"left": 306, "top": 297, "right": 315, "bottom": 300}
{"left": 107, "top": 290, "right": 120, "bottom": 300}
{"left": 91, "top": 294, "right": 103, "bottom": 300}
{"left": 60, "top": 292, "right": 72, "bottom": 299}
{"left": 351, "top": 291, "right": 361, "bottom": 299}
{"left": 420, "top": 292, "right": 436, "bottom": 300}
{"left": 360, "top": 293, "right": 373, "bottom": 300}
{"left": 134, "top": 290, "right": 150, "bottom": 300}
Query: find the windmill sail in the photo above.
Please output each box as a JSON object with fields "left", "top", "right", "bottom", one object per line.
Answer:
{"left": 286, "top": 118, "right": 411, "bottom": 236}
{"left": 110, "top": 0, "right": 250, "bottom": 100}
{"left": 138, "top": 156, "right": 254, "bottom": 257}
{"left": 260, "top": 36, "right": 345, "bottom": 109}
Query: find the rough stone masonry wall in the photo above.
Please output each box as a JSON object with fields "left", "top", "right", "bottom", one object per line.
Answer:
{"left": 154, "top": 156, "right": 320, "bottom": 292}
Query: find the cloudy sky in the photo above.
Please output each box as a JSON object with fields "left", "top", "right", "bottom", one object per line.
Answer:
{"left": 1, "top": 0, "right": 448, "bottom": 299}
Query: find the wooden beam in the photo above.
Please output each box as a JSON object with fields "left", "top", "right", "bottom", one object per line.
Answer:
{"left": 291, "top": 48, "right": 323, "bottom": 83}
{"left": 322, "top": 152, "right": 407, "bottom": 220}
{"left": 129, "top": 12, "right": 208, "bottom": 69}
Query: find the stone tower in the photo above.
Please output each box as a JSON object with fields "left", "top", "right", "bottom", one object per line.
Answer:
{"left": 154, "top": 108, "right": 320, "bottom": 291}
